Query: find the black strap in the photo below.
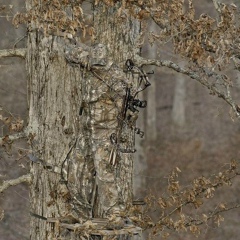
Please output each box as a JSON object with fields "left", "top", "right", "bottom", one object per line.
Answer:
{"left": 30, "top": 211, "right": 47, "bottom": 221}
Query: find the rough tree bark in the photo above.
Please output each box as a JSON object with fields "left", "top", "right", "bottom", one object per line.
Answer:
{"left": 27, "top": 2, "right": 141, "bottom": 239}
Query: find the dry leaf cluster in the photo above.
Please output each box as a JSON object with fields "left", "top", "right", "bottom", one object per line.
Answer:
{"left": 11, "top": 0, "right": 240, "bottom": 119}
{"left": 128, "top": 161, "right": 240, "bottom": 238}
{"left": 10, "top": 0, "right": 240, "bottom": 70}
{"left": 0, "top": 112, "right": 24, "bottom": 133}
{"left": 13, "top": 0, "right": 89, "bottom": 37}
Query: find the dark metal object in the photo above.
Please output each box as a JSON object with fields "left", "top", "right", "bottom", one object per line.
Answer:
{"left": 109, "top": 87, "right": 131, "bottom": 165}
{"left": 30, "top": 211, "right": 47, "bottom": 221}
{"left": 132, "top": 200, "right": 146, "bottom": 205}
{"left": 125, "top": 59, "right": 135, "bottom": 71}
{"left": 79, "top": 101, "right": 86, "bottom": 116}
{"left": 66, "top": 49, "right": 153, "bottom": 164}
{"left": 134, "top": 128, "right": 144, "bottom": 138}
{"left": 128, "top": 96, "right": 147, "bottom": 113}
{"left": 125, "top": 59, "right": 151, "bottom": 98}
{"left": 109, "top": 59, "right": 152, "bottom": 163}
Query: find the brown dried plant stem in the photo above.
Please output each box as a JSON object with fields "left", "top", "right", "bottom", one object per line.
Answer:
{"left": 0, "top": 174, "right": 32, "bottom": 193}
{"left": 187, "top": 203, "right": 240, "bottom": 227}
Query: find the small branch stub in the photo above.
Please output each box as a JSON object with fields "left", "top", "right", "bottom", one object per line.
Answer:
{"left": 47, "top": 217, "right": 142, "bottom": 236}
{"left": 0, "top": 48, "right": 26, "bottom": 58}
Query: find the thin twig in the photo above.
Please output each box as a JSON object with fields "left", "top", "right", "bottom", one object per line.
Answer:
{"left": 12, "top": 35, "right": 27, "bottom": 49}
{"left": 0, "top": 173, "right": 32, "bottom": 193}
{"left": 0, "top": 48, "right": 26, "bottom": 58}
{"left": 186, "top": 203, "right": 240, "bottom": 227}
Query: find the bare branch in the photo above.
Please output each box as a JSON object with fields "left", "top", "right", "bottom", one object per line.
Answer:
{"left": 212, "top": 0, "right": 221, "bottom": 13}
{"left": 185, "top": 203, "right": 240, "bottom": 227}
{"left": 135, "top": 56, "right": 240, "bottom": 118}
{"left": 0, "top": 174, "right": 32, "bottom": 193}
{"left": 0, "top": 48, "right": 26, "bottom": 58}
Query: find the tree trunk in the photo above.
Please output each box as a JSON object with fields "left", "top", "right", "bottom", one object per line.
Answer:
{"left": 133, "top": 91, "right": 146, "bottom": 198}
{"left": 146, "top": 23, "right": 157, "bottom": 143}
{"left": 172, "top": 74, "right": 186, "bottom": 127}
{"left": 27, "top": 2, "right": 140, "bottom": 239}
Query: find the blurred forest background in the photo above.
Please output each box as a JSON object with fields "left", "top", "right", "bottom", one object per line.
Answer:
{"left": 1, "top": 0, "right": 240, "bottom": 239}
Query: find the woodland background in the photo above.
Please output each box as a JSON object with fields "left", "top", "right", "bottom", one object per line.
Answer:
{"left": 1, "top": 0, "right": 240, "bottom": 239}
